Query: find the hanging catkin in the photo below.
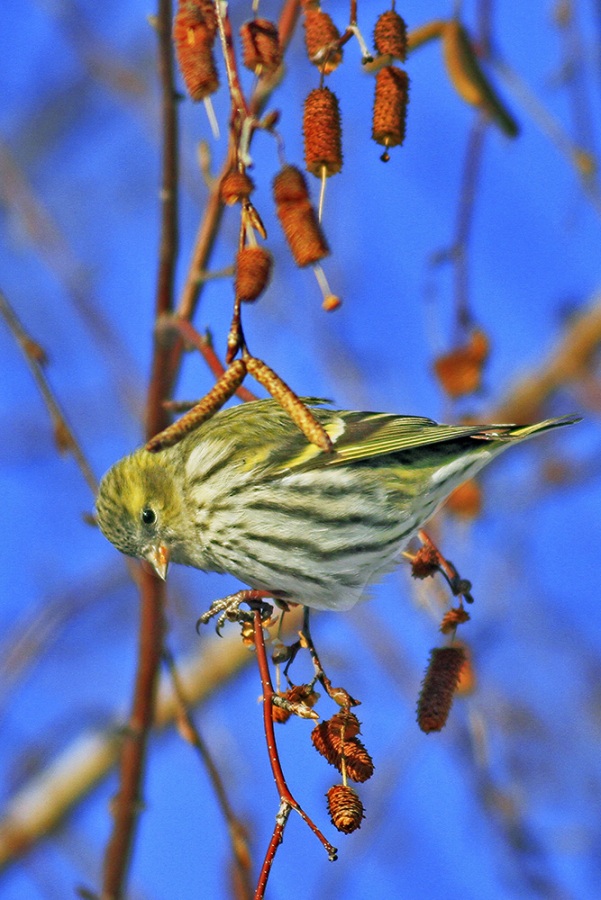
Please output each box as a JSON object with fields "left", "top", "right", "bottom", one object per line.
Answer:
{"left": 303, "top": 87, "right": 343, "bottom": 178}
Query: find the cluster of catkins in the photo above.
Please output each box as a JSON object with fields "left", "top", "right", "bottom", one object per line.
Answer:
{"left": 171, "top": 1, "right": 412, "bottom": 311}
{"left": 273, "top": 686, "right": 373, "bottom": 835}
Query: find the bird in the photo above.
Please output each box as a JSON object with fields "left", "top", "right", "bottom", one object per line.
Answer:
{"left": 95, "top": 399, "right": 578, "bottom": 612}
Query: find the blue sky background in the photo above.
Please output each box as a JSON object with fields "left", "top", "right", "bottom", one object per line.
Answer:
{"left": 2, "top": 1, "right": 601, "bottom": 898}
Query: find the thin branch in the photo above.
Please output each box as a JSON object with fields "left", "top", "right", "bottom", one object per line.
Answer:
{"left": 166, "top": 0, "right": 303, "bottom": 387}
{"left": 491, "top": 292, "right": 601, "bottom": 422}
{"left": 0, "top": 143, "right": 141, "bottom": 411}
{"left": 101, "top": 0, "right": 178, "bottom": 894}
{"left": 160, "top": 316, "right": 257, "bottom": 401}
{"left": 0, "top": 632, "right": 261, "bottom": 872}
{"left": 252, "top": 610, "right": 337, "bottom": 899}
{"left": 0, "top": 289, "right": 98, "bottom": 495}
{"left": 145, "top": 0, "right": 180, "bottom": 439}
{"left": 453, "top": 115, "right": 488, "bottom": 335}
{"left": 494, "top": 58, "right": 601, "bottom": 214}
{"left": 163, "top": 648, "right": 253, "bottom": 899}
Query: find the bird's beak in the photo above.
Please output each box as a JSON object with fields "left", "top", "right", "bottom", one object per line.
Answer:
{"left": 145, "top": 543, "right": 170, "bottom": 580}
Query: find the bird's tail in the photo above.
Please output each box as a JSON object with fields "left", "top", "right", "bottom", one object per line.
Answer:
{"left": 475, "top": 414, "right": 581, "bottom": 443}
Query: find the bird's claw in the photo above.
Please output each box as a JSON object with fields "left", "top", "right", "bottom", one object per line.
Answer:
{"left": 196, "top": 590, "right": 275, "bottom": 635}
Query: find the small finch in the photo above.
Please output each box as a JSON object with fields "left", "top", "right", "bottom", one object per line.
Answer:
{"left": 95, "top": 400, "right": 577, "bottom": 612}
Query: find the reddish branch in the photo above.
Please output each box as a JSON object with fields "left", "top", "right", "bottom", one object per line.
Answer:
{"left": 101, "top": 0, "right": 178, "bottom": 895}
{"left": 252, "top": 609, "right": 337, "bottom": 900}
{"left": 101, "top": 3, "right": 307, "bottom": 896}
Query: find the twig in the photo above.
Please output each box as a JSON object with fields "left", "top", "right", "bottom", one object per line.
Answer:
{"left": 0, "top": 143, "right": 141, "bottom": 410}
{"left": 0, "top": 628, "right": 271, "bottom": 871}
{"left": 491, "top": 292, "right": 601, "bottom": 422}
{"left": 101, "top": 0, "right": 178, "bottom": 895}
{"left": 145, "top": 0, "right": 180, "bottom": 439}
{"left": 300, "top": 609, "right": 360, "bottom": 708}
{"left": 0, "top": 289, "right": 98, "bottom": 495}
{"left": 252, "top": 610, "right": 337, "bottom": 900}
{"left": 214, "top": 0, "right": 249, "bottom": 121}
{"left": 416, "top": 529, "right": 474, "bottom": 604}
{"left": 452, "top": 115, "right": 488, "bottom": 336}
{"left": 160, "top": 317, "right": 257, "bottom": 402}
{"left": 494, "top": 58, "right": 601, "bottom": 214}
{"left": 162, "top": 648, "right": 253, "bottom": 899}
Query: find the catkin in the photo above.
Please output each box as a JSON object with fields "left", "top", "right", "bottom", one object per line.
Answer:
{"left": 417, "top": 646, "right": 466, "bottom": 733}
{"left": 303, "top": 8, "right": 343, "bottom": 73}
{"left": 146, "top": 359, "right": 247, "bottom": 452}
{"left": 326, "top": 784, "right": 364, "bottom": 834}
{"left": 240, "top": 18, "right": 282, "bottom": 74}
{"left": 235, "top": 246, "right": 273, "bottom": 302}
{"left": 172, "top": 0, "right": 219, "bottom": 102}
{"left": 273, "top": 164, "right": 310, "bottom": 205}
{"left": 220, "top": 170, "right": 255, "bottom": 205}
{"left": 303, "top": 87, "right": 343, "bottom": 178}
{"left": 372, "top": 65, "right": 410, "bottom": 154}
{"left": 273, "top": 165, "right": 330, "bottom": 267}
{"left": 245, "top": 355, "right": 333, "bottom": 452}
{"left": 374, "top": 9, "right": 408, "bottom": 61}
{"left": 311, "top": 715, "right": 374, "bottom": 782}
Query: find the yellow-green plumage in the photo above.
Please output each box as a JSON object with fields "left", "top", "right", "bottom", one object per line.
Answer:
{"left": 95, "top": 400, "right": 578, "bottom": 611}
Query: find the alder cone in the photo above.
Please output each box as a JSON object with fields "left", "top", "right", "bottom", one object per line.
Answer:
{"left": 374, "top": 9, "right": 408, "bottom": 61}
{"left": 173, "top": 0, "right": 219, "bottom": 101}
{"left": 303, "top": 8, "right": 343, "bottom": 73}
{"left": 326, "top": 784, "right": 364, "bottom": 834}
{"left": 417, "top": 646, "right": 466, "bottom": 733}
{"left": 303, "top": 87, "right": 343, "bottom": 177}
{"left": 235, "top": 246, "right": 273, "bottom": 302}
{"left": 372, "top": 66, "right": 410, "bottom": 149}
{"left": 273, "top": 166, "right": 329, "bottom": 267}
{"left": 240, "top": 18, "right": 282, "bottom": 74}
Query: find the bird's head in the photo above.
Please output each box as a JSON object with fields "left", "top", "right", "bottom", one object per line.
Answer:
{"left": 95, "top": 450, "right": 185, "bottom": 579}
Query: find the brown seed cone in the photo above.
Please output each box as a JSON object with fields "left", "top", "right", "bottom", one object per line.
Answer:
{"left": 417, "top": 646, "right": 467, "bottom": 733}
{"left": 372, "top": 65, "right": 410, "bottom": 150}
{"left": 328, "top": 711, "right": 361, "bottom": 739}
{"left": 220, "top": 170, "right": 255, "bottom": 205}
{"left": 303, "top": 8, "right": 343, "bottom": 73}
{"left": 311, "top": 720, "right": 374, "bottom": 782}
{"left": 303, "top": 87, "right": 343, "bottom": 178}
{"left": 343, "top": 737, "right": 375, "bottom": 783}
{"left": 374, "top": 9, "right": 408, "bottom": 61}
{"left": 235, "top": 246, "right": 273, "bottom": 302}
{"left": 410, "top": 542, "right": 440, "bottom": 580}
{"left": 272, "top": 164, "right": 310, "bottom": 205}
{"left": 173, "top": 0, "right": 219, "bottom": 101}
{"left": 275, "top": 199, "right": 330, "bottom": 267}
{"left": 326, "top": 784, "right": 365, "bottom": 834}
{"left": 439, "top": 607, "right": 471, "bottom": 635}
{"left": 240, "top": 18, "right": 282, "bottom": 74}
{"left": 311, "top": 720, "right": 343, "bottom": 767}
{"left": 286, "top": 683, "right": 320, "bottom": 709}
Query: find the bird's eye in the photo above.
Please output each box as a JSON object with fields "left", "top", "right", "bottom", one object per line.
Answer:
{"left": 141, "top": 507, "right": 157, "bottom": 526}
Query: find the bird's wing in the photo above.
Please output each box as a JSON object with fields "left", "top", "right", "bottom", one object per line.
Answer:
{"left": 274, "top": 410, "right": 490, "bottom": 473}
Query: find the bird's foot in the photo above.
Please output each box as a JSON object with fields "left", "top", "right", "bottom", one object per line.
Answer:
{"left": 196, "top": 589, "right": 275, "bottom": 635}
